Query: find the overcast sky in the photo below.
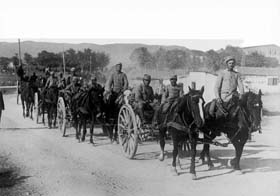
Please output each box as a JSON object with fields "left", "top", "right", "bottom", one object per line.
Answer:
{"left": 0, "top": 0, "right": 279, "bottom": 51}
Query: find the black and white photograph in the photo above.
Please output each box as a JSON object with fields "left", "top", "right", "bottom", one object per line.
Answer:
{"left": 0, "top": 0, "right": 280, "bottom": 195}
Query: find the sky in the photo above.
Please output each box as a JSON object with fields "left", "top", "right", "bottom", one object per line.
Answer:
{"left": 0, "top": 0, "right": 279, "bottom": 51}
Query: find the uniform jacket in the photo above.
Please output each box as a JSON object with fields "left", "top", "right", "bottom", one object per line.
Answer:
{"left": 214, "top": 69, "right": 244, "bottom": 102}
{"left": 105, "top": 71, "right": 128, "bottom": 93}
{"left": 162, "top": 84, "right": 183, "bottom": 103}
{"left": 134, "top": 83, "right": 154, "bottom": 103}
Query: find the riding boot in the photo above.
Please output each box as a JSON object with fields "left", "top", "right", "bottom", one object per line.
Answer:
{"left": 139, "top": 109, "right": 146, "bottom": 124}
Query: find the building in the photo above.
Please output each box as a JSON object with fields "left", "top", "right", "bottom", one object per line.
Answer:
{"left": 236, "top": 66, "right": 280, "bottom": 94}
{"left": 243, "top": 44, "right": 280, "bottom": 63}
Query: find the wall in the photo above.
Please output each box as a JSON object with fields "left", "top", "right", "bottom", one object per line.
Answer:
{"left": 243, "top": 75, "right": 280, "bottom": 94}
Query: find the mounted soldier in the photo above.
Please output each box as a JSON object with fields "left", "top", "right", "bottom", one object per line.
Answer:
{"left": 209, "top": 56, "right": 244, "bottom": 119}
{"left": 45, "top": 71, "right": 57, "bottom": 89}
{"left": 104, "top": 63, "right": 128, "bottom": 102}
{"left": 153, "top": 75, "right": 183, "bottom": 127}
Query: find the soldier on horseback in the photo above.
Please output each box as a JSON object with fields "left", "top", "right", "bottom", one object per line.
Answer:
{"left": 45, "top": 71, "right": 58, "bottom": 89}
{"left": 209, "top": 56, "right": 244, "bottom": 119}
{"left": 104, "top": 63, "right": 128, "bottom": 100}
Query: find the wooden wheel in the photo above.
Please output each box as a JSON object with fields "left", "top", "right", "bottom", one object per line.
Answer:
{"left": 118, "top": 104, "right": 139, "bottom": 159}
{"left": 34, "top": 92, "right": 39, "bottom": 123}
{"left": 57, "top": 97, "right": 67, "bottom": 136}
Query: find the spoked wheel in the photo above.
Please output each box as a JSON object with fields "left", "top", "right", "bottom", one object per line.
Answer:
{"left": 57, "top": 97, "right": 67, "bottom": 136}
{"left": 34, "top": 92, "right": 39, "bottom": 123}
{"left": 118, "top": 104, "right": 139, "bottom": 159}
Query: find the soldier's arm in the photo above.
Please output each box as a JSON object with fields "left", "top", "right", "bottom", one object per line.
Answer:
{"left": 214, "top": 72, "right": 223, "bottom": 99}
{"left": 237, "top": 73, "right": 244, "bottom": 95}
{"left": 105, "top": 74, "right": 113, "bottom": 92}
{"left": 135, "top": 85, "right": 143, "bottom": 102}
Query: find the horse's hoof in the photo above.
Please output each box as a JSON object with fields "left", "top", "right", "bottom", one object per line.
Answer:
{"left": 90, "top": 139, "right": 94, "bottom": 144}
{"left": 234, "top": 170, "right": 244, "bottom": 175}
{"left": 158, "top": 154, "right": 164, "bottom": 161}
{"left": 208, "top": 164, "right": 214, "bottom": 170}
{"left": 191, "top": 173, "right": 197, "bottom": 180}
{"left": 171, "top": 167, "right": 178, "bottom": 176}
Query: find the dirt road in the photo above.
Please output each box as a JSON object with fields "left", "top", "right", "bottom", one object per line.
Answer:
{"left": 0, "top": 94, "right": 280, "bottom": 196}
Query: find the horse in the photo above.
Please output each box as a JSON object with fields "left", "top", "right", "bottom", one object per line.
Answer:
{"left": 199, "top": 90, "right": 263, "bottom": 173}
{"left": 73, "top": 86, "right": 104, "bottom": 143}
{"left": 20, "top": 77, "right": 35, "bottom": 119}
{"left": 157, "top": 86, "right": 205, "bottom": 179}
{"left": 102, "top": 90, "right": 127, "bottom": 143}
{"left": 44, "top": 86, "right": 59, "bottom": 128}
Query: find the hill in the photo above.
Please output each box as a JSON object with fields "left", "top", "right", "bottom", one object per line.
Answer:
{"left": 0, "top": 41, "right": 187, "bottom": 68}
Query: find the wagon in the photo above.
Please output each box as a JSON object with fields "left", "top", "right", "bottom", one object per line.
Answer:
{"left": 117, "top": 101, "right": 159, "bottom": 159}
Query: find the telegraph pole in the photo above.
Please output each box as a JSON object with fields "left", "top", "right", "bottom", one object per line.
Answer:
{"left": 18, "top": 39, "right": 22, "bottom": 67}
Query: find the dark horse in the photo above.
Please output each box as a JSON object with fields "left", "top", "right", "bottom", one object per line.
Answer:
{"left": 73, "top": 87, "right": 104, "bottom": 143}
{"left": 199, "top": 90, "right": 263, "bottom": 173}
{"left": 157, "top": 86, "right": 205, "bottom": 179}
{"left": 20, "top": 78, "right": 35, "bottom": 119}
{"left": 44, "top": 86, "right": 59, "bottom": 128}
{"left": 102, "top": 91, "right": 125, "bottom": 143}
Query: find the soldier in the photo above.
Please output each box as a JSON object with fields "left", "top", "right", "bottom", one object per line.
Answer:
{"left": 161, "top": 75, "right": 184, "bottom": 112}
{"left": 153, "top": 75, "right": 183, "bottom": 127}
{"left": 209, "top": 56, "right": 245, "bottom": 117}
{"left": 135, "top": 74, "right": 154, "bottom": 124}
{"left": 45, "top": 71, "right": 57, "bottom": 89}
{"left": 89, "top": 76, "right": 102, "bottom": 90}
{"left": 104, "top": 63, "right": 128, "bottom": 99}
{"left": 65, "top": 76, "right": 81, "bottom": 94}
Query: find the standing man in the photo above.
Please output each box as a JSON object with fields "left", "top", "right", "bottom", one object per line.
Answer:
{"left": 104, "top": 63, "right": 128, "bottom": 98}
{"left": 134, "top": 74, "right": 154, "bottom": 124}
{"left": 45, "top": 71, "right": 56, "bottom": 89}
{"left": 209, "top": 56, "right": 244, "bottom": 117}
{"left": 0, "top": 90, "right": 5, "bottom": 124}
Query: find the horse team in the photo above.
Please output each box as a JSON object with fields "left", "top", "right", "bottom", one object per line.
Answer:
{"left": 16, "top": 68, "right": 263, "bottom": 180}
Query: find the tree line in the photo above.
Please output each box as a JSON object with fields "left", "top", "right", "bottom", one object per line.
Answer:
{"left": 130, "top": 45, "right": 279, "bottom": 72}
{"left": 0, "top": 48, "right": 110, "bottom": 76}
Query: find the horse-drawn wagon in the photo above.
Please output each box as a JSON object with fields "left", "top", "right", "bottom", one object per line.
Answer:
{"left": 117, "top": 93, "right": 160, "bottom": 159}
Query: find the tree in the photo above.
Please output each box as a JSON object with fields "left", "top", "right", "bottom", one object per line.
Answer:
{"left": 130, "top": 47, "right": 154, "bottom": 69}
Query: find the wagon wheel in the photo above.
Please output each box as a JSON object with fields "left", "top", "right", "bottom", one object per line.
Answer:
{"left": 34, "top": 92, "right": 39, "bottom": 123}
{"left": 57, "top": 97, "right": 67, "bottom": 136}
{"left": 118, "top": 104, "right": 139, "bottom": 159}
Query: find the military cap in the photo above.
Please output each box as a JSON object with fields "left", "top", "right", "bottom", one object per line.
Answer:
{"left": 224, "top": 56, "right": 236, "bottom": 64}
{"left": 91, "top": 76, "right": 97, "bottom": 81}
{"left": 143, "top": 74, "right": 151, "bottom": 81}
{"left": 50, "top": 71, "right": 54, "bottom": 75}
{"left": 115, "top": 63, "right": 122, "bottom": 67}
{"left": 170, "top": 75, "right": 177, "bottom": 80}
{"left": 70, "top": 67, "right": 75, "bottom": 72}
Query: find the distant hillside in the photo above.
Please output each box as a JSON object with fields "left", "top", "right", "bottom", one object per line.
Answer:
{"left": 0, "top": 41, "right": 187, "bottom": 68}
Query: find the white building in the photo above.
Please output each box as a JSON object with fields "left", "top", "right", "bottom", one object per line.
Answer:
{"left": 236, "top": 66, "right": 280, "bottom": 94}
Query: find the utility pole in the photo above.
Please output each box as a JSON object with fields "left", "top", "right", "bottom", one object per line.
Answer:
{"left": 89, "top": 55, "right": 92, "bottom": 75}
{"left": 18, "top": 39, "right": 22, "bottom": 67}
{"left": 62, "top": 49, "right": 66, "bottom": 76}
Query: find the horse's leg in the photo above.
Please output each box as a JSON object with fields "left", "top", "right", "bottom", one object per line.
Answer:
{"left": 113, "top": 123, "right": 119, "bottom": 144}
{"left": 171, "top": 133, "right": 179, "bottom": 176}
{"left": 204, "top": 143, "right": 214, "bottom": 170}
{"left": 190, "top": 132, "right": 198, "bottom": 180}
{"left": 53, "top": 105, "right": 57, "bottom": 127}
{"left": 30, "top": 102, "right": 34, "bottom": 120}
{"left": 177, "top": 142, "right": 182, "bottom": 169}
{"left": 90, "top": 115, "right": 95, "bottom": 144}
{"left": 231, "top": 130, "right": 248, "bottom": 172}
{"left": 48, "top": 105, "right": 52, "bottom": 128}
{"left": 21, "top": 97, "right": 25, "bottom": 118}
{"left": 81, "top": 118, "right": 87, "bottom": 142}
{"left": 158, "top": 127, "right": 166, "bottom": 161}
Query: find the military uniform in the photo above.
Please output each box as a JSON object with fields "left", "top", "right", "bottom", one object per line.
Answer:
{"left": 105, "top": 71, "right": 128, "bottom": 94}
{"left": 215, "top": 69, "right": 244, "bottom": 102}
{"left": 135, "top": 75, "right": 155, "bottom": 123}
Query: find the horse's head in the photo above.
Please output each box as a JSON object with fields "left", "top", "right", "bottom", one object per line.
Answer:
{"left": 187, "top": 86, "right": 205, "bottom": 128}
{"left": 241, "top": 90, "right": 263, "bottom": 132}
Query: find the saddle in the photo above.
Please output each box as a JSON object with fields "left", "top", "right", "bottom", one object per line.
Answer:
{"left": 209, "top": 98, "right": 239, "bottom": 119}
